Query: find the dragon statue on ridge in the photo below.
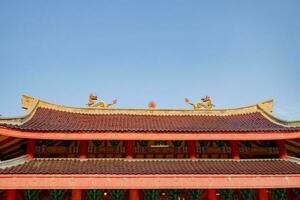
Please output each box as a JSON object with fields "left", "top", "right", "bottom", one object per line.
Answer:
{"left": 87, "top": 94, "right": 117, "bottom": 108}
{"left": 185, "top": 96, "right": 215, "bottom": 110}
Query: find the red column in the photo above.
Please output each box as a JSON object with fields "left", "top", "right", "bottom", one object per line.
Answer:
{"left": 125, "top": 140, "right": 134, "bottom": 159}
{"left": 16, "top": 190, "right": 24, "bottom": 200}
{"left": 26, "top": 139, "right": 35, "bottom": 160}
{"left": 79, "top": 140, "right": 88, "bottom": 159}
{"left": 257, "top": 189, "right": 268, "bottom": 200}
{"left": 187, "top": 140, "right": 197, "bottom": 159}
{"left": 5, "top": 190, "right": 16, "bottom": 200}
{"left": 276, "top": 140, "right": 287, "bottom": 159}
{"left": 207, "top": 189, "right": 217, "bottom": 200}
{"left": 72, "top": 189, "right": 82, "bottom": 200}
{"left": 129, "top": 189, "right": 139, "bottom": 200}
{"left": 229, "top": 141, "right": 240, "bottom": 160}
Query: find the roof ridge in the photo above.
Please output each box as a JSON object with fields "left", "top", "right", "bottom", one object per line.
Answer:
{"left": 31, "top": 157, "right": 284, "bottom": 162}
{"left": 20, "top": 94, "right": 273, "bottom": 116}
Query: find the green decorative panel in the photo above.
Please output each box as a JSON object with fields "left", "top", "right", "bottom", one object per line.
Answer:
{"left": 243, "top": 141, "right": 252, "bottom": 147}
{"left": 48, "top": 190, "right": 67, "bottom": 200}
{"left": 216, "top": 141, "right": 226, "bottom": 147}
{"left": 188, "top": 189, "right": 202, "bottom": 200}
{"left": 110, "top": 189, "right": 126, "bottom": 200}
{"left": 22, "top": 190, "right": 41, "bottom": 200}
{"left": 87, "top": 189, "right": 103, "bottom": 200}
{"left": 167, "top": 189, "right": 181, "bottom": 200}
{"left": 218, "top": 189, "right": 233, "bottom": 200}
{"left": 92, "top": 140, "right": 103, "bottom": 146}
{"left": 270, "top": 189, "right": 286, "bottom": 200}
{"left": 110, "top": 140, "right": 120, "bottom": 148}
{"left": 144, "top": 189, "right": 160, "bottom": 200}
{"left": 156, "top": 141, "right": 166, "bottom": 145}
{"left": 199, "top": 141, "right": 208, "bottom": 147}
{"left": 61, "top": 140, "right": 72, "bottom": 146}
{"left": 240, "top": 189, "right": 253, "bottom": 200}
{"left": 138, "top": 140, "right": 148, "bottom": 147}
{"left": 172, "top": 141, "right": 183, "bottom": 147}
{"left": 259, "top": 141, "right": 276, "bottom": 147}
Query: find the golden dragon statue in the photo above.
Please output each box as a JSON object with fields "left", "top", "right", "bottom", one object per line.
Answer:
{"left": 87, "top": 94, "right": 117, "bottom": 108}
{"left": 185, "top": 96, "right": 215, "bottom": 110}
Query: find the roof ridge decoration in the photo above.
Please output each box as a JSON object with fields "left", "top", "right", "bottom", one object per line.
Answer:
{"left": 20, "top": 94, "right": 274, "bottom": 115}
{"left": 0, "top": 94, "right": 299, "bottom": 128}
{"left": 87, "top": 94, "right": 117, "bottom": 108}
{"left": 185, "top": 96, "right": 215, "bottom": 110}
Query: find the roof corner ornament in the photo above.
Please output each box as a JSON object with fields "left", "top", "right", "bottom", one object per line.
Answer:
{"left": 185, "top": 96, "right": 215, "bottom": 110}
{"left": 87, "top": 94, "right": 117, "bottom": 108}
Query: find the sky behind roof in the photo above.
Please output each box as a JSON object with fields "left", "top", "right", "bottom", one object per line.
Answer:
{"left": 0, "top": 1, "right": 299, "bottom": 120}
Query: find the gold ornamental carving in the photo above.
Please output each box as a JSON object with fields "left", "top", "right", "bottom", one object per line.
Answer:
{"left": 185, "top": 96, "right": 215, "bottom": 110}
{"left": 87, "top": 94, "right": 117, "bottom": 108}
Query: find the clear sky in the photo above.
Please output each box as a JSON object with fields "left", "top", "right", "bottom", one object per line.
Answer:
{"left": 0, "top": 1, "right": 299, "bottom": 120}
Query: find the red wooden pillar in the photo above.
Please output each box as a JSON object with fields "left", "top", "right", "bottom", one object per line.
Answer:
{"left": 229, "top": 141, "right": 240, "bottom": 160}
{"left": 26, "top": 139, "right": 35, "bottom": 160}
{"left": 79, "top": 140, "right": 88, "bottom": 159}
{"left": 5, "top": 190, "right": 16, "bottom": 200}
{"left": 207, "top": 189, "right": 217, "bottom": 200}
{"left": 16, "top": 190, "right": 24, "bottom": 200}
{"left": 187, "top": 140, "right": 197, "bottom": 159}
{"left": 257, "top": 189, "right": 268, "bottom": 200}
{"left": 72, "top": 189, "right": 82, "bottom": 200}
{"left": 129, "top": 189, "right": 140, "bottom": 200}
{"left": 276, "top": 140, "right": 287, "bottom": 159}
{"left": 125, "top": 140, "right": 134, "bottom": 159}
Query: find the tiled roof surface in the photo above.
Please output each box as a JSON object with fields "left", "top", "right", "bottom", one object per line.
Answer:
{"left": 1, "top": 158, "right": 300, "bottom": 175}
{"left": 2, "top": 108, "right": 299, "bottom": 132}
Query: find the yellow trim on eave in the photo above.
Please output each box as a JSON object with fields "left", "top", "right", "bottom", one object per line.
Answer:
{"left": 257, "top": 103, "right": 300, "bottom": 128}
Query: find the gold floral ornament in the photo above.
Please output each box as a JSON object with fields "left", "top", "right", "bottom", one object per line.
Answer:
{"left": 87, "top": 94, "right": 117, "bottom": 108}
{"left": 185, "top": 96, "right": 215, "bottom": 110}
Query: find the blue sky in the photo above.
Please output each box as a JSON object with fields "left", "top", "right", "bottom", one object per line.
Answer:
{"left": 0, "top": 1, "right": 299, "bottom": 120}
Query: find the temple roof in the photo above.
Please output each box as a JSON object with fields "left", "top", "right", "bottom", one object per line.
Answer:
{"left": 0, "top": 95, "right": 299, "bottom": 131}
{"left": 1, "top": 157, "right": 300, "bottom": 175}
{"left": 2, "top": 107, "right": 299, "bottom": 132}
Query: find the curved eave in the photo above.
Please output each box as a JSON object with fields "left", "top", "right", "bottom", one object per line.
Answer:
{"left": 17, "top": 95, "right": 300, "bottom": 126}
{"left": 0, "top": 95, "right": 299, "bottom": 140}
{"left": 4, "top": 94, "right": 277, "bottom": 118}
{"left": 0, "top": 126, "right": 299, "bottom": 140}
{"left": 0, "top": 174, "right": 299, "bottom": 189}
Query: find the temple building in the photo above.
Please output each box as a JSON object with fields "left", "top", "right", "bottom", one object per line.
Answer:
{"left": 0, "top": 94, "right": 300, "bottom": 200}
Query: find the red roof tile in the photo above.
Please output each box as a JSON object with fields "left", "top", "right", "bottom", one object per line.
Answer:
{"left": 2, "top": 108, "right": 299, "bottom": 133}
{"left": 1, "top": 158, "right": 299, "bottom": 175}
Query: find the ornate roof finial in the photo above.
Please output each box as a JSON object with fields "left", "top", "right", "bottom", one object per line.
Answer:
{"left": 148, "top": 101, "right": 156, "bottom": 109}
{"left": 185, "top": 96, "right": 215, "bottom": 110}
{"left": 87, "top": 94, "right": 117, "bottom": 108}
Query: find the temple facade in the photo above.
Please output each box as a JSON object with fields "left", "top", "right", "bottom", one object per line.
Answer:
{"left": 0, "top": 95, "right": 299, "bottom": 200}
